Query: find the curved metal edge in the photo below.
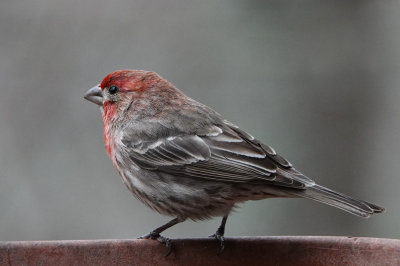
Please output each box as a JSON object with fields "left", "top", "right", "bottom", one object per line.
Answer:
{"left": 0, "top": 236, "right": 399, "bottom": 266}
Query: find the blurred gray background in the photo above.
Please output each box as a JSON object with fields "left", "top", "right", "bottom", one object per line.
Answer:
{"left": 0, "top": 0, "right": 399, "bottom": 241}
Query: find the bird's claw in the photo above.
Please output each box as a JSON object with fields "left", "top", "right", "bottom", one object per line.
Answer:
{"left": 138, "top": 231, "right": 173, "bottom": 257}
{"left": 209, "top": 232, "right": 225, "bottom": 255}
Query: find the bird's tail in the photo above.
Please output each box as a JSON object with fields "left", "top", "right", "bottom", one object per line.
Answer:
{"left": 292, "top": 184, "right": 385, "bottom": 218}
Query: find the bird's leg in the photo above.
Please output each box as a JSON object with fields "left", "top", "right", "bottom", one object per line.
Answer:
{"left": 139, "top": 217, "right": 185, "bottom": 257}
{"left": 209, "top": 214, "right": 228, "bottom": 255}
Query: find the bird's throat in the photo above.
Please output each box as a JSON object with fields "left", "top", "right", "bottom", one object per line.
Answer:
{"left": 102, "top": 103, "right": 116, "bottom": 157}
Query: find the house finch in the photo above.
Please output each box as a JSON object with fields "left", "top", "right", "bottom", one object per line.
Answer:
{"left": 84, "top": 69, "right": 384, "bottom": 254}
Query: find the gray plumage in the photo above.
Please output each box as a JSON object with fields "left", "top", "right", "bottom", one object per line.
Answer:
{"left": 107, "top": 83, "right": 384, "bottom": 220}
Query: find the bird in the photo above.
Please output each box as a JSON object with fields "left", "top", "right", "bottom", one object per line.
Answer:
{"left": 84, "top": 69, "right": 384, "bottom": 255}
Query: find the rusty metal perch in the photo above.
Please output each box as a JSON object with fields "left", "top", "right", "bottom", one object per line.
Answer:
{"left": 1, "top": 236, "right": 399, "bottom": 265}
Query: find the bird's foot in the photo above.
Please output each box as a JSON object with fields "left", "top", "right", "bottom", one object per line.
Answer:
{"left": 209, "top": 231, "right": 225, "bottom": 255}
{"left": 138, "top": 231, "right": 173, "bottom": 257}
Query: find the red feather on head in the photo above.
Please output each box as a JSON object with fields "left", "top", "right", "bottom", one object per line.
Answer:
{"left": 100, "top": 69, "right": 163, "bottom": 93}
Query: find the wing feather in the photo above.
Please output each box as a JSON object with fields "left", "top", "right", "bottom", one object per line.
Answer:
{"left": 123, "top": 122, "right": 314, "bottom": 189}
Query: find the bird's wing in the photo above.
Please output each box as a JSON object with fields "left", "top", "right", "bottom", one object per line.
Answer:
{"left": 125, "top": 134, "right": 211, "bottom": 169}
{"left": 123, "top": 121, "right": 315, "bottom": 189}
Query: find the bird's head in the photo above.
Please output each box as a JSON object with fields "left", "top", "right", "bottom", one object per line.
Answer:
{"left": 84, "top": 69, "right": 182, "bottom": 123}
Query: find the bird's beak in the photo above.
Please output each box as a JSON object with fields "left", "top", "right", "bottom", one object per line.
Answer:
{"left": 84, "top": 84, "right": 103, "bottom": 106}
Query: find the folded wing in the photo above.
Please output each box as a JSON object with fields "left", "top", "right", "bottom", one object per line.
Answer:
{"left": 123, "top": 121, "right": 315, "bottom": 190}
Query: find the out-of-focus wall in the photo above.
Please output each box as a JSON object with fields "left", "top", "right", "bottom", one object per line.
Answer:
{"left": 0, "top": 0, "right": 398, "bottom": 240}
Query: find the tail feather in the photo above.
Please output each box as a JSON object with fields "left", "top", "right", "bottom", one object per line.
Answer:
{"left": 293, "top": 184, "right": 385, "bottom": 218}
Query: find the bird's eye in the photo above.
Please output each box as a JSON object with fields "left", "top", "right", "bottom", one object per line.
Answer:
{"left": 109, "top": 86, "right": 119, "bottom": 95}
